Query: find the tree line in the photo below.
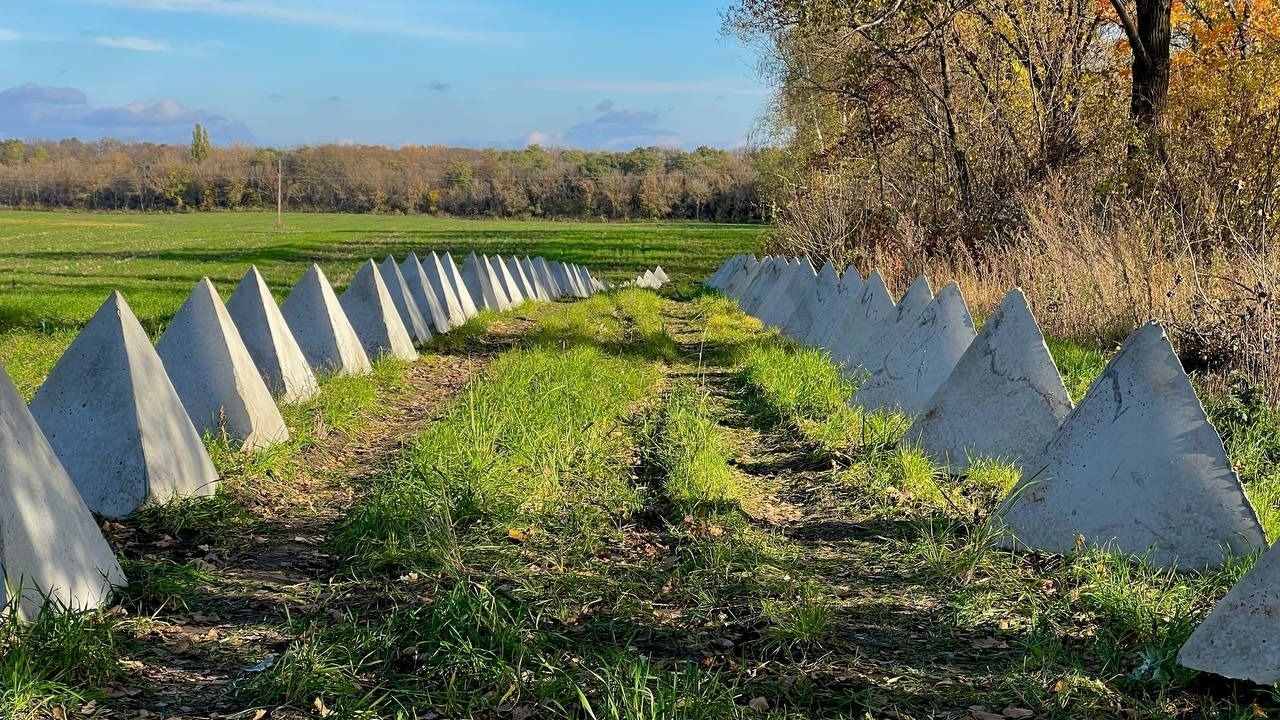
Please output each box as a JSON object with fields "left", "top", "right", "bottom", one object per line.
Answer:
{"left": 0, "top": 137, "right": 766, "bottom": 222}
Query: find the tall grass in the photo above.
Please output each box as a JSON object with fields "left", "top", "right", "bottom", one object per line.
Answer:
{"left": 644, "top": 383, "right": 740, "bottom": 514}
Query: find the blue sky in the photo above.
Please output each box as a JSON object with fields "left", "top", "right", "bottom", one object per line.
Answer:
{"left": 0, "top": 0, "right": 770, "bottom": 150}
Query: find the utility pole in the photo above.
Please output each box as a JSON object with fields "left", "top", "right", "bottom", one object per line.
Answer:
{"left": 276, "top": 155, "right": 283, "bottom": 231}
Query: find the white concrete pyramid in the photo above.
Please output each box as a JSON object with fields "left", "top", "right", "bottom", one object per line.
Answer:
{"left": 491, "top": 255, "right": 526, "bottom": 305}
{"left": 401, "top": 252, "right": 452, "bottom": 333}
{"left": 739, "top": 258, "right": 785, "bottom": 313}
{"left": 787, "top": 260, "right": 841, "bottom": 341}
{"left": 550, "top": 261, "right": 579, "bottom": 299}
{"left": 281, "top": 264, "right": 373, "bottom": 376}
{"left": 855, "top": 275, "right": 934, "bottom": 374}
{"left": 726, "top": 255, "right": 761, "bottom": 298}
{"left": 1179, "top": 539, "right": 1280, "bottom": 683}
{"left": 854, "top": 281, "right": 974, "bottom": 414}
{"left": 747, "top": 258, "right": 796, "bottom": 317}
{"left": 507, "top": 256, "right": 539, "bottom": 301}
{"left": 560, "top": 262, "right": 586, "bottom": 298}
{"left": 462, "top": 253, "right": 510, "bottom": 311}
{"left": 996, "top": 321, "right": 1265, "bottom": 569}
{"left": 379, "top": 256, "right": 432, "bottom": 345}
{"left": 443, "top": 252, "right": 480, "bottom": 318}
{"left": 156, "top": 278, "right": 290, "bottom": 451}
{"left": 578, "top": 265, "right": 597, "bottom": 296}
{"left": 654, "top": 266, "right": 669, "bottom": 284}
{"left": 707, "top": 256, "right": 739, "bottom": 289}
{"left": 533, "top": 257, "right": 563, "bottom": 299}
{"left": 30, "top": 292, "right": 219, "bottom": 519}
{"left": 906, "top": 288, "right": 1072, "bottom": 472}
{"left": 340, "top": 260, "right": 418, "bottom": 362}
{"left": 225, "top": 266, "right": 320, "bottom": 404}
{"left": 825, "top": 270, "right": 896, "bottom": 367}
{"left": 761, "top": 261, "right": 816, "bottom": 329}
{"left": 0, "top": 361, "right": 126, "bottom": 618}
{"left": 421, "top": 251, "right": 468, "bottom": 328}
{"left": 803, "top": 267, "right": 862, "bottom": 348}
{"left": 520, "top": 256, "right": 551, "bottom": 301}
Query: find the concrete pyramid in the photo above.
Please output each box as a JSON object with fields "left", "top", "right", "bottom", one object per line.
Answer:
{"left": 761, "top": 261, "right": 816, "bottom": 329}
{"left": 520, "top": 256, "right": 550, "bottom": 300}
{"left": 462, "top": 252, "right": 511, "bottom": 311}
{"left": 803, "top": 266, "right": 862, "bottom": 348}
{"left": 855, "top": 275, "right": 934, "bottom": 373}
{"left": 854, "top": 282, "right": 974, "bottom": 414}
{"left": 739, "top": 258, "right": 785, "bottom": 313}
{"left": 156, "top": 278, "right": 290, "bottom": 451}
{"left": 748, "top": 258, "right": 797, "bottom": 317}
{"left": 906, "top": 288, "right": 1072, "bottom": 472}
{"left": 533, "top": 257, "right": 563, "bottom": 299}
{"left": 281, "top": 264, "right": 373, "bottom": 376}
{"left": 507, "top": 256, "right": 540, "bottom": 301}
{"left": 550, "top": 261, "right": 579, "bottom": 298}
{"left": 401, "top": 252, "right": 452, "bottom": 333}
{"left": 786, "top": 260, "right": 841, "bottom": 341}
{"left": 578, "top": 266, "right": 597, "bottom": 296}
{"left": 225, "top": 266, "right": 320, "bottom": 404}
{"left": 30, "top": 292, "right": 219, "bottom": 519}
{"left": 707, "top": 256, "right": 739, "bottom": 289}
{"left": 654, "top": 266, "right": 669, "bottom": 284}
{"left": 491, "top": 255, "right": 526, "bottom": 305}
{"left": 726, "top": 255, "right": 761, "bottom": 298}
{"left": 379, "top": 256, "right": 432, "bottom": 345}
{"left": 340, "top": 260, "right": 418, "bottom": 362}
{"left": 1178, "top": 540, "right": 1280, "bottom": 683}
{"left": 560, "top": 262, "right": 586, "bottom": 298}
{"left": 996, "top": 322, "right": 1265, "bottom": 569}
{"left": 0, "top": 362, "right": 126, "bottom": 619}
{"left": 443, "top": 252, "right": 480, "bottom": 317}
{"left": 422, "top": 251, "right": 469, "bottom": 328}
{"left": 825, "top": 270, "right": 896, "bottom": 366}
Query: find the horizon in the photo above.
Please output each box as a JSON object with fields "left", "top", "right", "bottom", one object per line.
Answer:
{"left": 0, "top": 1, "right": 770, "bottom": 151}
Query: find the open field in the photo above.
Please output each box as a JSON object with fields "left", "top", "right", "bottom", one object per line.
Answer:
{"left": 0, "top": 210, "right": 762, "bottom": 396}
{"left": 6, "top": 282, "right": 1279, "bottom": 719}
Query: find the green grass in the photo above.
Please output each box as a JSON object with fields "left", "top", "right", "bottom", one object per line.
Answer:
{"left": 0, "top": 606, "right": 123, "bottom": 720}
{"left": 0, "top": 210, "right": 761, "bottom": 396}
{"left": 644, "top": 383, "right": 741, "bottom": 514}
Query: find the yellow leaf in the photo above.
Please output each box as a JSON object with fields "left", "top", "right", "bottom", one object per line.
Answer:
{"left": 507, "top": 528, "right": 529, "bottom": 543}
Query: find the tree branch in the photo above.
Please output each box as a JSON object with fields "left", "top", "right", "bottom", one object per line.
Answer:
{"left": 1110, "top": 0, "right": 1153, "bottom": 67}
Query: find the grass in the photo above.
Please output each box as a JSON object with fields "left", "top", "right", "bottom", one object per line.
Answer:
{"left": 0, "top": 210, "right": 761, "bottom": 396}
{"left": 644, "top": 383, "right": 741, "bottom": 514}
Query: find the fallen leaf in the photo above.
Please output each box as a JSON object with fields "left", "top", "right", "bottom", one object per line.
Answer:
{"left": 968, "top": 707, "right": 1004, "bottom": 720}
{"left": 313, "top": 697, "right": 333, "bottom": 717}
{"left": 1253, "top": 705, "right": 1269, "bottom": 719}
{"left": 1003, "top": 709, "right": 1034, "bottom": 719}
{"left": 971, "top": 637, "right": 1008, "bottom": 650}
{"left": 748, "top": 697, "right": 769, "bottom": 713}
{"left": 508, "top": 528, "right": 529, "bottom": 543}
{"left": 511, "top": 706, "right": 537, "bottom": 720}
{"left": 172, "top": 635, "right": 192, "bottom": 654}
{"left": 252, "top": 711, "right": 267, "bottom": 720}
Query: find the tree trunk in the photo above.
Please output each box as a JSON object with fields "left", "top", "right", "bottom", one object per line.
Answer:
{"left": 1129, "top": 0, "right": 1173, "bottom": 134}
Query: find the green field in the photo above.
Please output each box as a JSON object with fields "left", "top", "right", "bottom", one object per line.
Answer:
{"left": 0, "top": 211, "right": 763, "bottom": 396}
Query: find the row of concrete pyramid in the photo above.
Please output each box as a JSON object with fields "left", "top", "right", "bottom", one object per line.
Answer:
{"left": 626, "top": 266, "right": 670, "bottom": 289}
{"left": 0, "top": 251, "right": 603, "bottom": 621}
{"left": 709, "top": 253, "right": 1280, "bottom": 685}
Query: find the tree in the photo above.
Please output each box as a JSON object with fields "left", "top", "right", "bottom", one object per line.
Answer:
{"left": 1110, "top": 0, "right": 1174, "bottom": 137}
{"left": 190, "top": 123, "right": 212, "bottom": 164}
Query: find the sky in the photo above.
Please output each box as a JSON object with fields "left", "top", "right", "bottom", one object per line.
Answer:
{"left": 0, "top": 0, "right": 771, "bottom": 151}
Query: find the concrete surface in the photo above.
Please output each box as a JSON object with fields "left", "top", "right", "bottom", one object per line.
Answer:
{"left": 380, "top": 256, "right": 433, "bottom": 345}
{"left": 281, "top": 264, "right": 373, "bottom": 376}
{"left": 225, "top": 266, "right": 320, "bottom": 404}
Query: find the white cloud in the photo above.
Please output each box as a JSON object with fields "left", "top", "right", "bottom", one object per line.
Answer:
{"left": 95, "top": 35, "right": 170, "bottom": 52}
{"left": 0, "top": 28, "right": 20, "bottom": 42}
{"left": 523, "top": 103, "right": 681, "bottom": 151}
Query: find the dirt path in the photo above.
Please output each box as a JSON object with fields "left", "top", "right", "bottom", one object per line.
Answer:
{"left": 98, "top": 315, "right": 539, "bottom": 719}
{"left": 660, "top": 299, "right": 1022, "bottom": 718}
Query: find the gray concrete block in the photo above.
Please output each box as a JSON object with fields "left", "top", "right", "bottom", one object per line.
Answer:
{"left": 340, "top": 260, "right": 418, "bottom": 362}
{"left": 520, "top": 256, "right": 551, "bottom": 301}
{"left": 1179, "top": 539, "right": 1280, "bottom": 683}
{"left": 422, "top": 251, "right": 469, "bottom": 327}
{"left": 855, "top": 275, "right": 934, "bottom": 375}
{"left": 825, "top": 270, "right": 897, "bottom": 369}
{"left": 0, "top": 361, "right": 126, "bottom": 618}
{"left": 507, "top": 256, "right": 540, "bottom": 301}
{"left": 906, "top": 288, "right": 1072, "bottom": 472}
{"left": 225, "top": 267, "right": 320, "bottom": 404}
{"left": 30, "top": 292, "right": 219, "bottom": 519}
{"left": 854, "top": 281, "right": 975, "bottom": 414}
{"left": 532, "top": 257, "right": 563, "bottom": 299}
{"left": 997, "top": 321, "right": 1265, "bottom": 569}
{"left": 490, "top": 255, "right": 526, "bottom": 305}
{"left": 401, "top": 252, "right": 452, "bottom": 334}
{"left": 379, "top": 256, "right": 433, "bottom": 345}
{"left": 442, "top": 252, "right": 480, "bottom": 317}
{"left": 157, "top": 278, "right": 290, "bottom": 451}
{"left": 281, "top": 264, "right": 373, "bottom": 376}
{"left": 462, "top": 253, "right": 510, "bottom": 311}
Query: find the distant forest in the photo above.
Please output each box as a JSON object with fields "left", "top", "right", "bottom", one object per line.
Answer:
{"left": 0, "top": 137, "right": 767, "bottom": 222}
